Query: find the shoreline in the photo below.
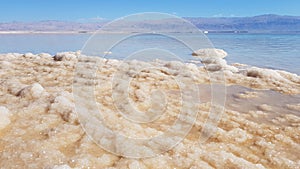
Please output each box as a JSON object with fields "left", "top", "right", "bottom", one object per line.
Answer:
{"left": 0, "top": 51, "right": 299, "bottom": 76}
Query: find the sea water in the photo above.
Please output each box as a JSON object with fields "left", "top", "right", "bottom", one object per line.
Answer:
{"left": 0, "top": 33, "right": 299, "bottom": 74}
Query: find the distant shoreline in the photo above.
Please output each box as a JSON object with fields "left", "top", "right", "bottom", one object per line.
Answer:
{"left": 0, "top": 31, "right": 93, "bottom": 34}
{"left": 1, "top": 14, "right": 299, "bottom": 34}
{"left": 0, "top": 30, "right": 299, "bottom": 35}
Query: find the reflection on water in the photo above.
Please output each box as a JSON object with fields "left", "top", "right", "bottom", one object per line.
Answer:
{"left": 0, "top": 33, "right": 299, "bottom": 74}
{"left": 199, "top": 84, "right": 300, "bottom": 125}
{"left": 209, "top": 34, "right": 300, "bottom": 74}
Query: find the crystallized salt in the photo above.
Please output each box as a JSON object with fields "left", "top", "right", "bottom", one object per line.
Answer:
{"left": 52, "top": 164, "right": 72, "bottom": 169}
{"left": 16, "top": 83, "right": 45, "bottom": 99}
{"left": 192, "top": 48, "right": 227, "bottom": 59}
{"left": 258, "top": 104, "right": 272, "bottom": 112}
{"left": 0, "top": 106, "right": 11, "bottom": 129}
{"left": 49, "top": 92, "right": 77, "bottom": 124}
{"left": 53, "top": 52, "right": 77, "bottom": 61}
{"left": 30, "top": 83, "right": 45, "bottom": 99}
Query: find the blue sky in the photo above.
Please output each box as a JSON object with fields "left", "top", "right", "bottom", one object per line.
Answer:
{"left": 0, "top": 0, "right": 299, "bottom": 22}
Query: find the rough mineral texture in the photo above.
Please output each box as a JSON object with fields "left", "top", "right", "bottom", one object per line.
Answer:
{"left": 0, "top": 52, "right": 299, "bottom": 169}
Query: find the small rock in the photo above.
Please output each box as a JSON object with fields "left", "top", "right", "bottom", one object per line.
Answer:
{"left": 246, "top": 69, "right": 261, "bottom": 78}
{"left": 53, "top": 55, "right": 63, "bottom": 61}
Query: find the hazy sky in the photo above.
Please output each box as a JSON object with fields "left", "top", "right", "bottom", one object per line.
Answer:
{"left": 1, "top": 0, "right": 299, "bottom": 22}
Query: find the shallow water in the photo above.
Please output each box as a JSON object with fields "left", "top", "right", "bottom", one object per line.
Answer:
{"left": 0, "top": 33, "right": 299, "bottom": 74}
{"left": 199, "top": 84, "right": 300, "bottom": 125}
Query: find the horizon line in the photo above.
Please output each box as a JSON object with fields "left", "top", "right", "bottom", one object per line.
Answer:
{"left": 1, "top": 13, "right": 299, "bottom": 23}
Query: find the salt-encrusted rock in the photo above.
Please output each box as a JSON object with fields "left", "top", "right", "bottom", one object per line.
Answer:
{"left": 206, "top": 64, "right": 223, "bottom": 71}
{"left": 286, "top": 103, "right": 300, "bottom": 111}
{"left": 75, "top": 50, "right": 81, "bottom": 56}
{"left": 201, "top": 57, "right": 239, "bottom": 73}
{"left": 0, "top": 106, "right": 11, "bottom": 130}
{"left": 0, "top": 53, "right": 17, "bottom": 60}
{"left": 128, "top": 160, "right": 146, "bottom": 169}
{"left": 246, "top": 67, "right": 297, "bottom": 88}
{"left": 227, "top": 128, "right": 252, "bottom": 143}
{"left": 277, "top": 70, "right": 300, "bottom": 84}
{"left": 258, "top": 104, "right": 272, "bottom": 112}
{"left": 53, "top": 54, "right": 63, "bottom": 61}
{"left": 53, "top": 52, "right": 77, "bottom": 61}
{"left": 191, "top": 48, "right": 239, "bottom": 72}
{"left": 4, "top": 79, "right": 26, "bottom": 96}
{"left": 0, "top": 61, "right": 12, "bottom": 69}
{"left": 164, "top": 61, "right": 185, "bottom": 70}
{"left": 23, "top": 53, "right": 36, "bottom": 59}
{"left": 198, "top": 53, "right": 238, "bottom": 72}
{"left": 192, "top": 48, "right": 227, "bottom": 59}
{"left": 38, "top": 53, "right": 53, "bottom": 59}
{"left": 247, "top": 67, "right": 283, "bottom": 80}
{"left": 49, "top": 92, "right": 77, "bottom": 124}
{"left": 235, "top": 91, "right": 259, "bottom": 99}
{"left": 225, "top": 65, "right": 239, "bottom": 73}
{"left": 31, "top": 83, "right": 45, "bottom": 98}
{"left": 201, "top": 57, "right": 226, "bottom": 65}
{"left": 52, "top": 164, "right": 72, "bottom": 169}
{"left": 17, "top": 83, "right": 45, "bottom": 99}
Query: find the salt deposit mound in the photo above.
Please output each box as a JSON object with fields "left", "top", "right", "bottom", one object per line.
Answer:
{"left": 0, "top": 52, "right": 299, "bottom": 168}
{"left": 192, "top": 48, "right": 227, "bottom": 59}
{"left": 191, "top": 48, "right": 238, "bottom": 73}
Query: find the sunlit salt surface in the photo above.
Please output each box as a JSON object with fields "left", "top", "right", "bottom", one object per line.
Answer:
{"left": 0, "top": 52, "right": 299, "bottom": 168}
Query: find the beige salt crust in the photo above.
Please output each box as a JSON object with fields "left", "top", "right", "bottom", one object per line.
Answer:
{"left": 0, "top": 52, "right": 299, "bottom": 169}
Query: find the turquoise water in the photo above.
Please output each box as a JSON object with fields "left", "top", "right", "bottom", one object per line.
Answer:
{"left": 0, "top": 33, "right": 299, "bottom": 74}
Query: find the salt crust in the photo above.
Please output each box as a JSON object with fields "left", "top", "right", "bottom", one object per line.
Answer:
{"left": 0, "top": 52, "right": 299, "bottom": 168}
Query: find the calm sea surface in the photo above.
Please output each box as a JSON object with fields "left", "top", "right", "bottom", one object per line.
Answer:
{"left": 0, "top": 33, "right": 299, "bottom": 74}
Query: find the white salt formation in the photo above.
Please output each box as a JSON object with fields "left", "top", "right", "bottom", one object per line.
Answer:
{"left": 49, "top": 92, "right": 77, "bottom": 124}
{"left": 0, "top": 52, "right": 299, "bottom": 168}
{"left": 192, "top": 48, "right": 227, "bottom": 59}
{"left": 0, "top": 106, "right": 11, "bottom": 130}
{"left": 192, "top": 48, "right": 238, "bottom": 72}
{"left": 52, "top": 164, "right": 72, "bottom": 169}
{"left": 286, "top": 103, "right": 300, "bottom": 111}
{"left": 17, "top": 83, "right": 45, "bottom": 99}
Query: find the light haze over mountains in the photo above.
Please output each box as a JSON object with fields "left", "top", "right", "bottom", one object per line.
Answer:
{"left": 0, "top": 14, "right": 299, "bottom": 33}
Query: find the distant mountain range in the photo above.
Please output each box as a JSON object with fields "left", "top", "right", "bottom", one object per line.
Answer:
{"left": 185, "top": 14, "right": 300, "bottom": 33}
{"left": 0, "top": 14, "right": 299, "bottom": 33}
